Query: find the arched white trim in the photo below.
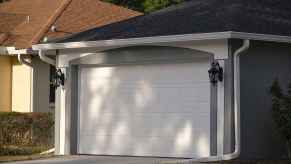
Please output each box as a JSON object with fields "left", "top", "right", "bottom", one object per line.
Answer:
{"left": 56, "top": 40, "right": 228, "bottom": 67}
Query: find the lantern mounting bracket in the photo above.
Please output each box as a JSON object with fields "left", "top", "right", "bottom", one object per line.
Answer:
{"left": 208, "top": 61, "right": 223, "bottom": 85}
{"left": 52, "top": 69, "right": 65, "bottom": 88}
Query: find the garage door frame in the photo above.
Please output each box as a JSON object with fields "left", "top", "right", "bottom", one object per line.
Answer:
{"left": 67, "top": 46, "right": 218, "bottom": 157}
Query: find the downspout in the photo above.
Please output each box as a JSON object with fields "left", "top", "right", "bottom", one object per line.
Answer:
{"left": 39, "top": 50, "right": 56, "bottom": 66}
{"left": 225, "top": 39, "right": 250, "bottom": 160}
{"left": 40, "top": 148, "right": 55, "bottom": 155}
{"left": 17, "top": 54, "right": 33, "bottom": 67}
{"left": 164, "top": 40, "right": 250, "bottom": 164}
{"left": 8, "top": 48, "right": 34, "bottom": 67}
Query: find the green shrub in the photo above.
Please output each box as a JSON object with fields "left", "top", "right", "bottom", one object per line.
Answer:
{"left": 270, "top": 79, "right": 291, "bottom": 145}
{"left": 102, "top": 0, "right": 185, "bottom": 13}
{"left": 0, "top": 112, "right": 54, "bottom": 155}
{"left": 0, "top": 145, "right": 50, "bottom": 156}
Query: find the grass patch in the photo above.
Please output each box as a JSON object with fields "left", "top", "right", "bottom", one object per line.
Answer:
{"left": 0, "top": 145, "right": 52, "bottom": 156}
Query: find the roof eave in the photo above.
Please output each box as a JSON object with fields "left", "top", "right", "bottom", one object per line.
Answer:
{"left": 32, "top": 31, "right": 232, "bottom": 50}
{"left": 0, "top": 46, "right": 38, "bottom": 55}
{"left": 230, "top": 32, "right": 291, "bottom": 44}
{"left": 32, "top": 31, "right": 291, "bottom": 51}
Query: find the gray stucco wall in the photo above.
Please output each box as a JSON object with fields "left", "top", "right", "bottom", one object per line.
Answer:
{"left": 32, "top": 57, "right": 51, "bottom": 112}
{"left": 223, "top": 40, "right": 235, "bottom": 154}
{"left": 234, "top": 40, "right": 291, "bottom": 159}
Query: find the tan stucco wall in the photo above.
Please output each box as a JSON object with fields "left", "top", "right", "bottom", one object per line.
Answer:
{"left": 0, "top": 56, "right": 12, "bottom": 112}
{"left": 11, "top": 56, "right": 32, "bottom": 112}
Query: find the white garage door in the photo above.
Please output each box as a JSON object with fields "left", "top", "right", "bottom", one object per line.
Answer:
{"left": 78, "top": 60, "right": 211, "bottom": 158}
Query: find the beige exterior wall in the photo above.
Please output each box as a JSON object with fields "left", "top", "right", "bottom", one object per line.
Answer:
{"left": 11, "top": 56, "right": 33, "bottom": 112}
{"left": 0, "top": 56, "right": 12, "bottom": 112}
{"left": 0, "top": 55, "right": 50, "bottom": 113}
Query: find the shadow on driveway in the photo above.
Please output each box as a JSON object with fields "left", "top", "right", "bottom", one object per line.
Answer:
{"left": 3, "top": 155, "right": 188, "bottom": 164}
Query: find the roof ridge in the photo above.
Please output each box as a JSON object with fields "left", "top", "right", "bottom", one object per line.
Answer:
{"left": 98, "top": 0, "right": 142, "bottom": 15}
{"left": 30, "top": 0, "right": 73, "bottom": 45}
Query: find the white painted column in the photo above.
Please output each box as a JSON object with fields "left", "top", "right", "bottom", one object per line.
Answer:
{"left": 217, "top": 60, "right": 225, "bottom": 156}
{"left": 60, "top": 68, "right": 67, "bottom": 155}
{"left": 55, "top": 55, "right": 67, "bottom": 155}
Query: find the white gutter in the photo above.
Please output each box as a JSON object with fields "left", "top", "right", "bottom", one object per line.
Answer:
{"left": 39, "top": 50, "right": 56, "bottom": 66}
{"left": 231, "top": 32, "right": 291, "bottom": 44}
{"left": 6, "top": 47, "right": 28, "bottom": 54}
{"left": 4, "top": 47, "right": 34, "bottom": 67}
{"left": 32, "top": 32, "right": 233, "bottom": 50}
{"left": 163, "top": 40, "right": 250, "bottom": 164}
{"left": 32, "top": 31, "right": 291, "bottom": 51}
{"left": 5, "top": 47, "right": 55, "bottom": 66}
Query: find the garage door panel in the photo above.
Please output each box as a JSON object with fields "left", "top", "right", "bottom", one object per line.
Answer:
{"left": 80, "top": 87, "right": 210, "bottom": 114}
{"left": 79, "top": 62, "right": 212, "bottom": 158}
{"left": 79, "top": 103, "right": 210, "bottom": 123}
{"left": 79, "top": 134, "right": 209, "bottom": 158}
{"left": 80, "top": 113, "right": 210, "bottom": 137}
{"left": 81, "top": 70, "right": 209, "bottom": 87}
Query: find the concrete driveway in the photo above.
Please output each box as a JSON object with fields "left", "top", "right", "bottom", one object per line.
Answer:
{"left": 4, "top": 155, "right": 189, "bottom": 164}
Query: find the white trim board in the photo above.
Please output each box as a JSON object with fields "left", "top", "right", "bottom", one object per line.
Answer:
{"left": 32, "top": 31, "right": 291, "bottom": 51}
{"left": 0, "top": 47, "right": 38, "bottom": 55}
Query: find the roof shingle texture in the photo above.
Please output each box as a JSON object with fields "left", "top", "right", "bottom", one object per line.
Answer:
{"left": 0, "top": 0, "right": 141, "bottom": 48}
{"left": 56, "top": 0, "right": 291, "bottom": 43}
{"left": 45, "top": 0, "right": 141, "bottom": 40}
{"left": 0, "top": 0, "right": 64, "bottom": 48}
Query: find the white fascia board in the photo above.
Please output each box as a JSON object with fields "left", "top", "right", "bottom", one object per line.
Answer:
{"left": 231, "top": 32, "right": 291, "bottom": 43}
{"left": 0, "top": 47, "right": 19, "bottom": 55}
{"left": 32, "top": 31, "right": 291, "bottom": 51}
{"left": 6, "top": 47, "right": 28, "bottom": 54}
{"left": 32, "top": 32, "right": 232, "bottom": 51}
{"left": 5, "top": 47, "right": 37, "bottom": 55}
{"left": 0, "top": 47, "right": 37, "bottom": 55}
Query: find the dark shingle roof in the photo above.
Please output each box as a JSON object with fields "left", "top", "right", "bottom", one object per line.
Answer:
{"left": 56, "top": 0, "right": 291, "bottom": 43}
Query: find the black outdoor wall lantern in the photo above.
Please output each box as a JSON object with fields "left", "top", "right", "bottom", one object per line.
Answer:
{"left": 53, "top": 69, "right": 65, "bottom": 88}
{"left": 208, "top": 61, "right": 223, "bottom": 85}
